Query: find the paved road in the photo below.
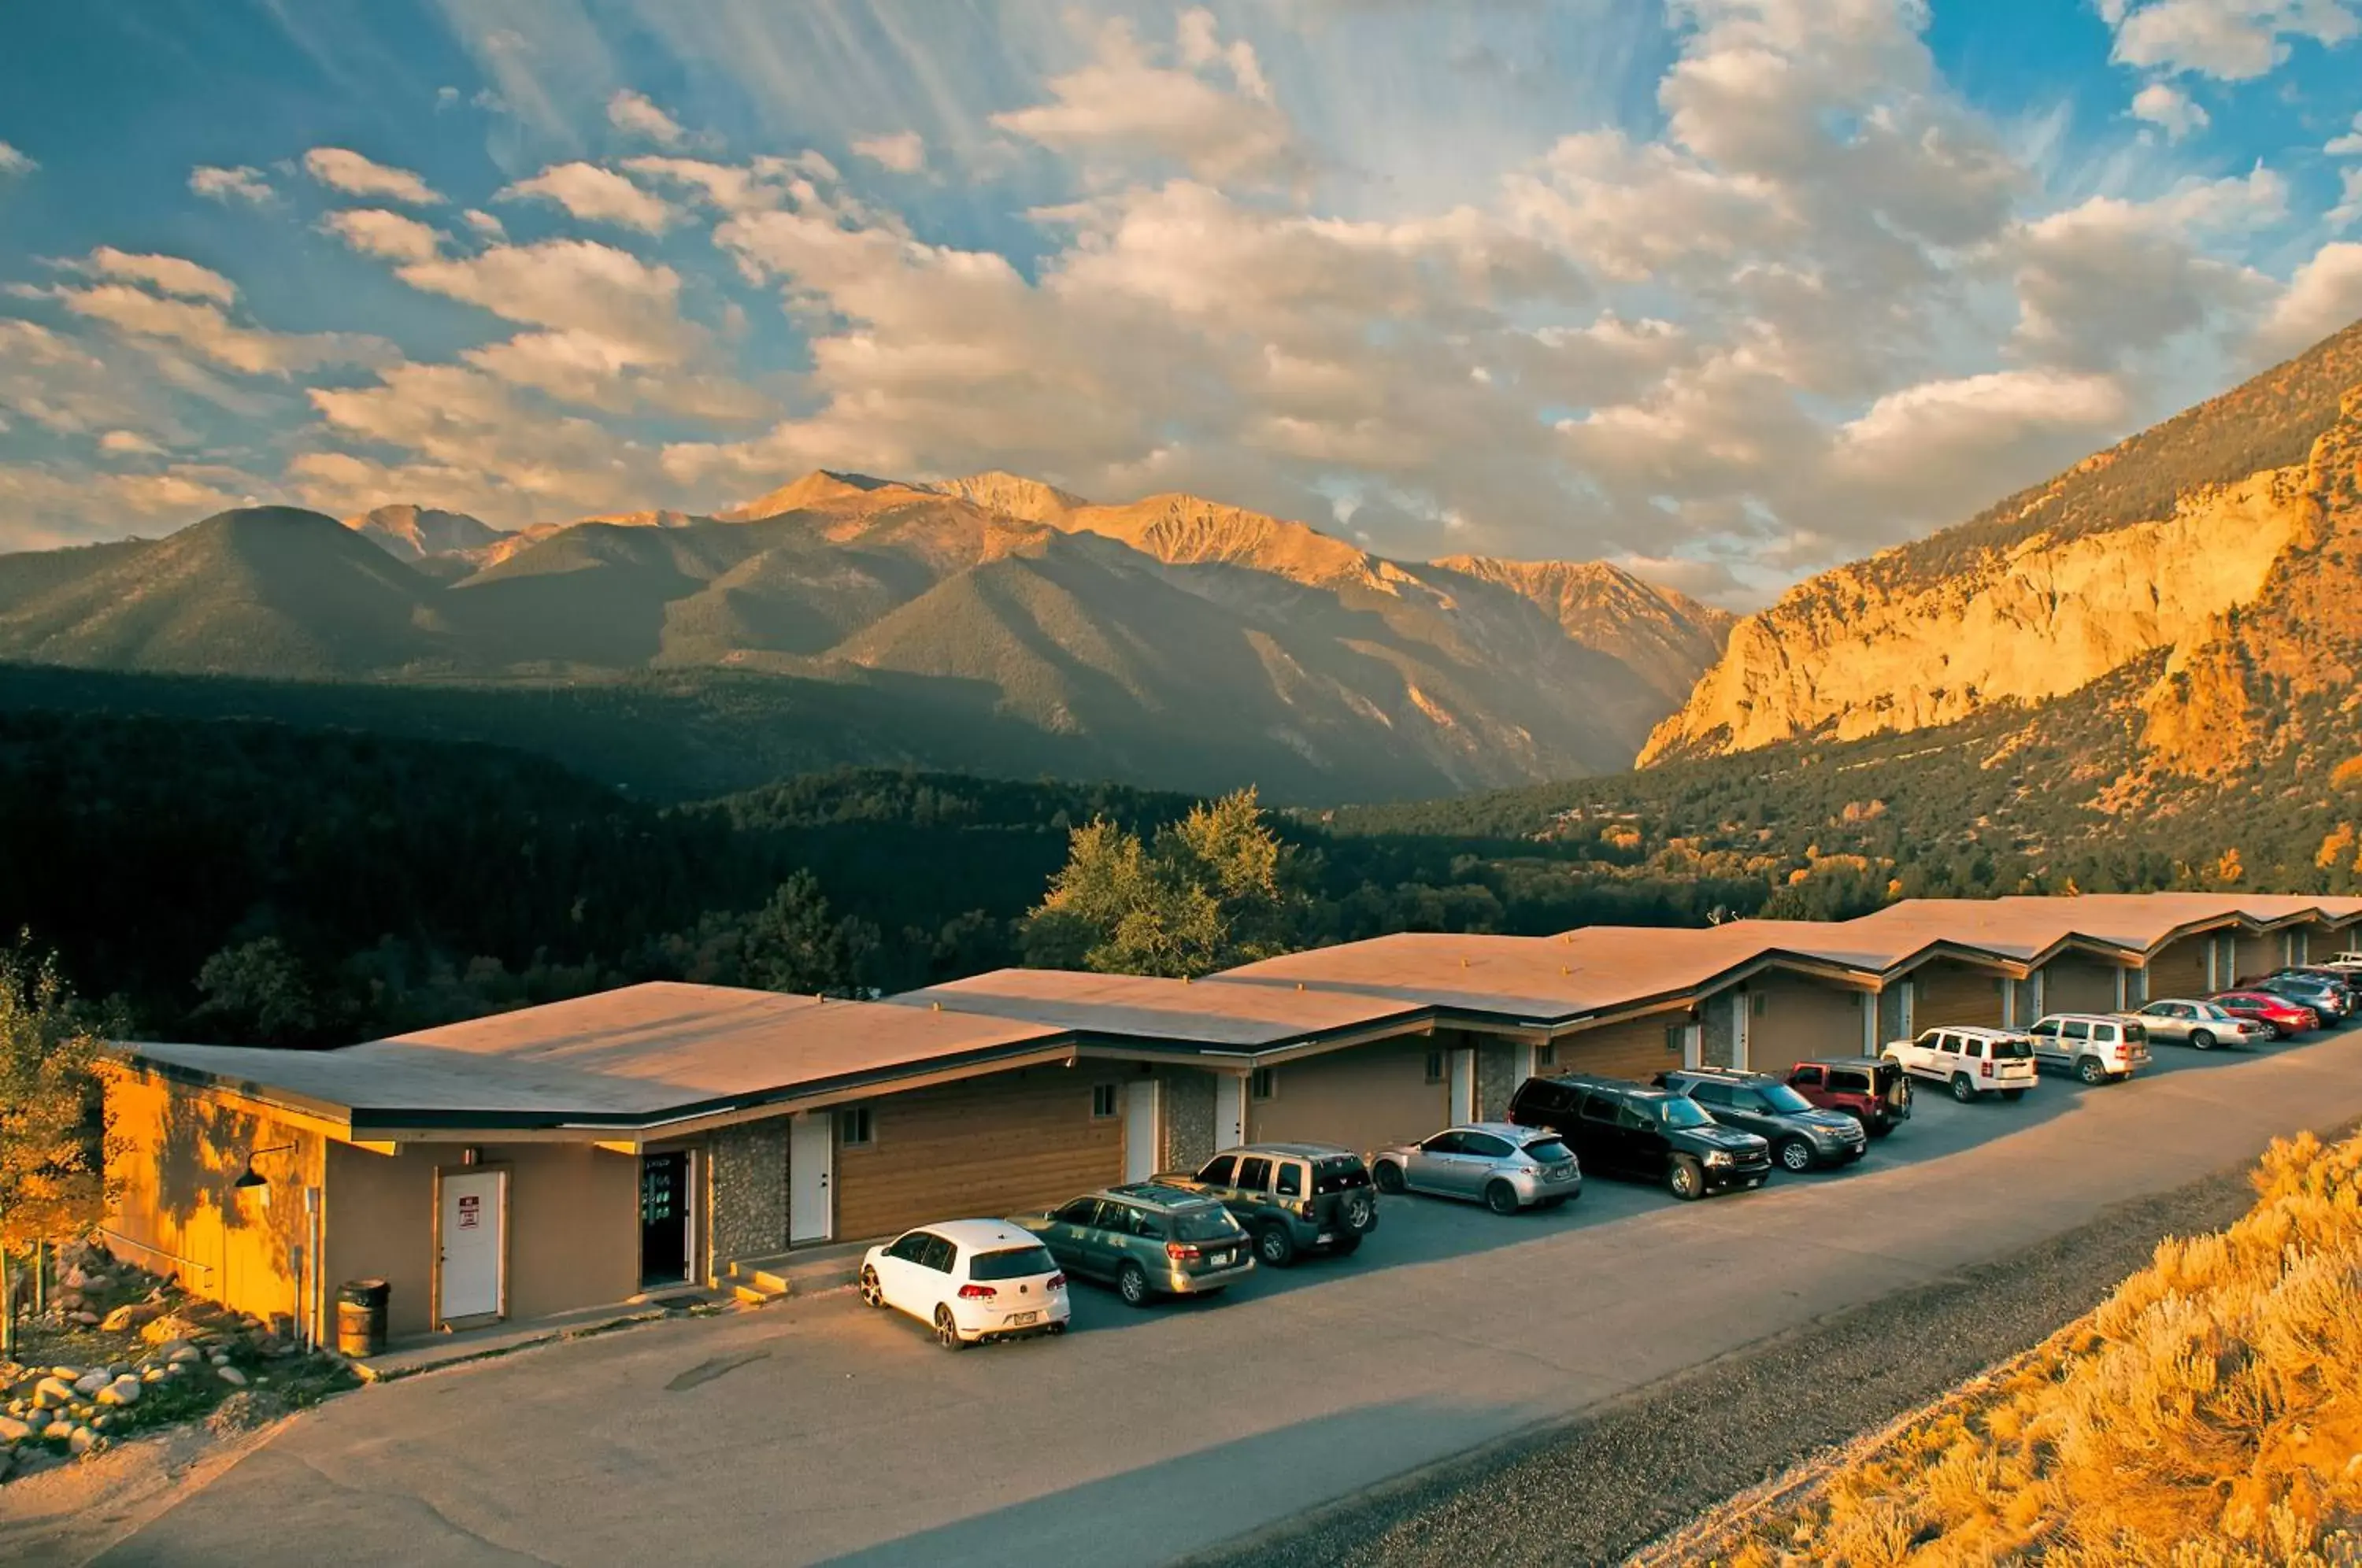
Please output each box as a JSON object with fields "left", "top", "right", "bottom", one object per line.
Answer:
{"left": 89, "top": 1030, "right": 2362, "bottom": 1567}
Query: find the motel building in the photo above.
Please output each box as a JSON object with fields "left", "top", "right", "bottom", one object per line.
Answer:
{"left": 98, "top": 896, "right": 2362, "bottom": 1345}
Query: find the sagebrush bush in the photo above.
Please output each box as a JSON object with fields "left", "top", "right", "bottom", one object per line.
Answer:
{"left": 1732, "top": 1130, "right": 2362, "bottom": 1566}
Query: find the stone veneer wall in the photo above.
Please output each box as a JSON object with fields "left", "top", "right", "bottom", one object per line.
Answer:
{"left": 1157, "top": 1066, "right": 1217, "bottom": 1171}
{"left": 1475, "top": 1041, "right": 1519, "bottom": 1121}
{"left": 2012, "top": 977, "right": 2040, "bottom": 1026}
{"left": 705, "top": 1119, "right": 790, "bottom": 1276}
{"left": 1701, "top": 995, "right": 1738, "bottom": 1068}
{"left": 1878, "top": 986, "right": 1909, "bottom": 1046}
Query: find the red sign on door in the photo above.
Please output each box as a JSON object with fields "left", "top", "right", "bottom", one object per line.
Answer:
{"left": 457, "top": 1193, "right": 481, "bottom": 1230}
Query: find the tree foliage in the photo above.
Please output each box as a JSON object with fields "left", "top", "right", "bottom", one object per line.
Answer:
{"left": 1, "top": 937, "right": 113, "bottom": 1252}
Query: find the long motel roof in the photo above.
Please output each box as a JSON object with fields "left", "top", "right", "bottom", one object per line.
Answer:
{"left": 107, "top": 982, "right": 1077, "bottom": 1140}
{"left": 887, "top": 970, "right": 1434, "bottom": 1055}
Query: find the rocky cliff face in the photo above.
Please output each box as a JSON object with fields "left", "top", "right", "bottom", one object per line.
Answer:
{"left": 1433, "top": 556, "right": 1735, "bottom": 705}
{"left": 1641, "top": 316, "right": 2362, "bottom": 767}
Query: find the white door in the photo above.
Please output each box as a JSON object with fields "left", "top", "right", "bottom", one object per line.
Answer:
{"left": 1123, "top": 1080, "right": 1161, "bottom": 1182}
{"left": 790, "top": 1112, "right": 833, "bottom": 1244}
{"left": 1448, "top": 1048, "right": 1475, "bottom": 1123}
{"left": 1734, "top": 991, "right": 1752, "bottom": 1071}
{"left": 1212, "top": 1074, "right": 1246, "bottom": 1149}
{"left": 437, "top": 1169, "right": 505, "bottom": 1323}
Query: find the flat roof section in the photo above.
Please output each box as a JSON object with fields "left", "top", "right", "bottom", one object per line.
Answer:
{"left": 889, "top": 970, "right": 1432, "bottom": 1048}
{"left": 111, "top": 982, "right": 1074, "bottom": 1133}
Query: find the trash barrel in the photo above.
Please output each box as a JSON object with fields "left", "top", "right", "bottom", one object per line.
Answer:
{"left": 335, "top": 1278, "right": 390, "bottom": 1357}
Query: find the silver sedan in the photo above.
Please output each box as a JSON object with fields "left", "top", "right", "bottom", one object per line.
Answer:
{"left": 2136, "top": 998, "right": 2271, "bottom": 1049}
{"left": 1369, "top": 1122, "right": 1583, "bottom": 1215}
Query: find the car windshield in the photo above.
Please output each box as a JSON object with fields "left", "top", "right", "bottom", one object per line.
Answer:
{"left": 1313, "top": 1158, "right": 1371, "bottom": 1193}
{"left": 967, "top": 1245, "right": 1058, "bottom": 1281}
{"left": 1657, "top": 1098, "right": 1713, "bottom": 1129}
{"left": 1520, "top": 1137, "right": 1574, "bottom": 1164}
{"left": 1172, "top": 1207, "right": 1242, "bottom": 1244}
{"left": 1758, "top": 1083, "right": 1815, "bottom": 1114}
{"left": 1991, "top": 1038, "right": 2034, "bottom": 1059}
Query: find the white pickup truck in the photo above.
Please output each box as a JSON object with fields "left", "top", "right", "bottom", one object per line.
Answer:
{"left": 2322, "top": 951, "right": 2362, "bottom": 972}
{"left": 2024, "top": 1013, "right": 2152, "bottom": 1084}
{"left": 1882, "top": 1026, "right": 2040, "bottom": 1104}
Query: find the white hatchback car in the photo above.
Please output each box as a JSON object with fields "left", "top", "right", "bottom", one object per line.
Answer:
{"left": 860, "top": 1219, "right": 1071, "bottom": 1350}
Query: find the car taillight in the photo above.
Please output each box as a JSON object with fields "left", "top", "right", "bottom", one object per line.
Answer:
{"left": 1046, "top": 1274, "right": 1065, "bottom": 1291}
{"left": 1166, "top": 1241, "right": 1201, "bottom": 1262}
{"left": 1980, "top": 1059, "right": 1992, "bottom": 1077}
{"left": 957, "top": 1283, "right": 997, "bottom": 1300}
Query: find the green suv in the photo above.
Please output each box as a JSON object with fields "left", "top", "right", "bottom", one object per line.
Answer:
{"left": 1157, "top": 1143, "right": 1379, "bottom": 1267}
{"left": 1013, "top": 1183, "right": 1256, "bottom": 1306}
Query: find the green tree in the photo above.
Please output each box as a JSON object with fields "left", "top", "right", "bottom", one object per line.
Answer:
{"left": 1025, "top": 788, "right": 1305, "bottom": 978}
{"left": 192, "top": 937, "right": 324, "bottom": 1045}
{"left": 742, "top": 871, "right": 873, "bottom": 996}
{"left": 1, "top": 941, "right": 113, "bottom": 1354}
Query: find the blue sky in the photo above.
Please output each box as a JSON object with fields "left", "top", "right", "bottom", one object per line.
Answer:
{"left": 2, "top": 0, "right": 2360, "bottom": 603}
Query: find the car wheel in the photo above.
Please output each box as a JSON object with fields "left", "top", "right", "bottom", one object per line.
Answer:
{"left": 1373, "top": 1161, "right": 1406, "bottom": 1195}
{"left": 1776, "top": 1138, "right": 1814, "bottom": 1174}
{"left": 859, "top": 1267, "right": 884, "bottom": 1308}
{"left": 2001, "top": 1089, "right": 2027, "bottom": 1102}
{"left": 2078, "top": 1056, "right": 2108, "bottom": 1085}
{"left": 1484, "top": 1179, "right": 1521, "bottom": 1215}
{"left": 1256, "top": 1224, "right": 1298, "bottom": 1268}
{"left": 933, "top": 1305, "right": 965, "bottom": 1352}
{"left": 1668, "top": 1156, "right": 1705, "bottom": 1201}
{"left": 1330, "top": 1233, "right": 1363, "bottom": 1257}
{"left": 1950, "top": 1073, "right": 1978, "bottom": 1104}
{"left": 1116, "top": 1261, "right": 1151, "bottom": 1308}
{"left": 2189, "top": 1029, "right": 2215, "bottom": 1050}
{"left": 1341, "top": 1192, "right": 1378, "bottom": 1234}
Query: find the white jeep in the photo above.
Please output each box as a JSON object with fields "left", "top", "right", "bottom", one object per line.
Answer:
{"left": 2025, "top": 1013, "right": 2152, "bottom": 1085}
{"left": 1882, "top": 1026, "right": 2039, "bottom": 1104}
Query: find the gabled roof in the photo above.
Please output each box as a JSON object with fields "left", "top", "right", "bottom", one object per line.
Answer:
{"left": 887, "top": 970, "right": 1431, "bottom": 1049}
{"left": 109, "top": 982, "right": 1075, "bottom": 1135}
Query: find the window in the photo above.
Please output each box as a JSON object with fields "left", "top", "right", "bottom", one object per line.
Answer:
{"left": 2063, "top": 1020, "right": 2091, "bottom": 1041}
{"left": 1249, "top": 1067, "right": 1275, "bottom": 1101}
{"left": 1936, "top": 1034, "right": 1960, "bottom": 1055}
{"left": 1664, "top": 1025, "right": 1686, "bottom": 1054}
{"left": 1313, "top": 1157, "right": 1371, "bottom": 1193}
{"left": 1054, "top": 1197, "right": 1101, "bottom": 1226}
{"left": 1579, "top": 1093, "right": 1620, "bottom": 1125}
{"left": 1090, "top": 1084, "right": 1118, "bottom": 1120}
{"left": 1793, "top": 1066, "right": 1824, "bottom": 1088}
{"left": 1424, "top": 1051, "right": 1446, "bottom": 1084}
{"left": 1831, "top": 1068, "right": 1871, "bottom": 1093}
{"left": 1273, "top": 1163, "right": 1304, "bottom": 1198}
{"left": 838, "top": 1107, "right": 874, "bottom": 1148}
{"left": 1462, "top": 1133, "right": 1513, "bottom": 1159}
{"left": 968, "top": 1245, "right": 1057, "bottom": 1281}
{"left": 1686, "top": 1081, "right": 1734, "bottom": 1108}
{"left": 1197, "top": 1155, "right": 1237, "bottom": 1185}
{"left": 916, "top": 1235, "right": 956, "bottom": 1273}
{"left": 1535, "top": 1043, "right": 1556, "bottom": 1068}
{"left": 1422, "top": 1130, "right": 1468, "bottom": 1155}
{"left": 1234, "top": 1156, "right": 1273, "bottom": 1192}
{"left": 886, "top": 1230, "right": 933, "bottom": 1263}
{"left": 2091, "top": 1023, "right": 2118, "bottom": 1044}
{"left": 1965, "top": 1040, "right": 1985, "bottom": 1059}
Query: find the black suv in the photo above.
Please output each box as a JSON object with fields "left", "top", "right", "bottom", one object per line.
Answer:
{"left": 1507, "top": 1074, "right": 1772, "bottom": 1200}
{"left": 1653, "top": 1067, "right": 1869, "bottom": 1174}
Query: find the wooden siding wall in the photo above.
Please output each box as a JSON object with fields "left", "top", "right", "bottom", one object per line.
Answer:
{"left": 1554, "top": 1007, "right": 1691, "bottom": 1082}
{"left": 834, "top": 1068, "right": 1124, "bottom": 1243}
{"left": 2148, "top": 936, "right": 2210, "bottom": 999}
{"left": 1248, "top": 1037, "right": 1448, "bottom": 1152}
{"left": 1912, "top": 961, "right": 2009, "bottom": 1030}
{"left": 2042, "top": 956, "right": 2122, "bottom": 1015}
{"left": 1741, "top": 977, "right": 1868, "bottom": 1071}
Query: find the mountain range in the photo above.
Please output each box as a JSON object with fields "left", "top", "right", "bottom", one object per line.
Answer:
{"left": 0, "top": 469, "right": 1731, "bottom": 801}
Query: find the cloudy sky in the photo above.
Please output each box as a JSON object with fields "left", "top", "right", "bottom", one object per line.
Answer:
{"left": 2, "top": 0, "right": 2360, "bottom": 602}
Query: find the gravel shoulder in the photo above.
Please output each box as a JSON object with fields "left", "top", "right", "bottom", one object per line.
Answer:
{"left": 1178, "top": 1156, "right": 2276, "bottom": 1568}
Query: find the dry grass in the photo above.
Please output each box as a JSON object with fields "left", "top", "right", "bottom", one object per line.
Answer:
{"left": 1727, "top": 1130, "right": 2362, "bottom": 1567}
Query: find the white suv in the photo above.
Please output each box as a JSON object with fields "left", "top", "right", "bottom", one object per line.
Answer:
{"left": 1883, "top": 1026, "right": 2039, "bottom": 1103}
{"left": 2025, "top": 1013, "right": 2152, "bottom": 1085}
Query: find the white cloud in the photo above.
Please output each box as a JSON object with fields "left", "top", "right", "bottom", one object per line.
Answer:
{"left": 991, "top": 10, "right": 1298, "bottom": 181}
{"left": 2331, "top": 113, "right": 2362, "bottom": 155}
{"left": 850, "top": 131, "right": 926, "bottom": 173}
{"left": 2335, "top": 165, "right": 2362, "bottom": 228}
{"left": 2253, "top": 242, "right": 2362, "bottom": 356}
{"left": 189, "top": 164, "right": 272, "bottom": 203}
{"left": 2105, "top": 0, "right": 2362, "bottom": 82}
{"left": 320, "top": 209, "right": 444, "bottom": 263}
{"left": 607, "top": 89, "right": 687, "bottom": 147}
{"left": 0, "top": 460, "right": 260, "bottom": 548}
{"left": 0, "top": 319, "right": 187, "bottom": 440}
{"left": 2130, "top": 81, "right": 2210, "bottom": 139}
{"left": 82, "top": 247, "right": 238, "bottom": 305}
{"left": 394, "top": 239, "right": 697, "bottom": 362}
{"left": 98, "top": 428, "right": 166, "bottom": 456}
{"left": 463, "top": 208, "right": 506, "bottom": 238}
{"left": 498, "top": 162, "right": 679, "bottom": 232}
{"left": 302, "top": 147, "right": 443, "bottom": 205}
{"left": 50, "top": 283, "right": 391, "bottom": 375}
{"left": 0, "top": 141, "right": 33, "bottom": 177}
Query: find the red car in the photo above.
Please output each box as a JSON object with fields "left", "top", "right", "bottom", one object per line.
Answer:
{"left": 2209, "top": 990, "right": 2318, "bottom": 1037}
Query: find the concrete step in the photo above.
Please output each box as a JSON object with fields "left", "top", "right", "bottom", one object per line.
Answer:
{"left": 725, "top": 1243, "right": 866, "bottom": 1299}
{"left": 728, "top": 1260, "right": 794, "bottom": 1296}
{"left": 729, "top": 1281, "right": 786, "bottom": 1307}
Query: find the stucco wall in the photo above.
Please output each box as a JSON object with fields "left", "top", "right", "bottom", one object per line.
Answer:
{"left": 323, "top": 1140, "right": 639, "bottom": 1339}
{"left": 102, "top": 1069, "right": 325, "bottom": 1332}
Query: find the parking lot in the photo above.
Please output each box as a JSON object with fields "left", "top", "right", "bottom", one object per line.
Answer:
{"left": 72, "top": 1027, "right": 2362, "bottom": 1568}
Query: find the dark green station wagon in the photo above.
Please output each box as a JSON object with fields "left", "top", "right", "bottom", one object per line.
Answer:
{"left": 1013, "top": 1182, "right": 1257, "bottom": 1306}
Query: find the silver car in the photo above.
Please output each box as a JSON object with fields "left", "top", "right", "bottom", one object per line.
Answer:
{"left": 2135, "top": 998, "right": 2270, "bottom": 1050}
{"left": 1368, "top": 1122, "right": 1582, "bottom": 1214}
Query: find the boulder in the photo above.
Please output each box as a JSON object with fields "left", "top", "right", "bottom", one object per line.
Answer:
{"left": 73, "top": 1370, "right": 110, "bottom": 1396}
{"left": 165, "top": 1344, "right": 202, "bottom": 1365}
{"left": 0, "top": 1413, "right": 33, "bottom": 1441}
{"left": 68, "top": 1426, "right": 98, "bottom": 1457}
{"left": 96, "top": 1376, "right": 140, "bottom": 1407}
{"left": 61, "top": 1266, "right": 88, "bottom": 1290}
{"left": 24, "top": 1408, "right": 51, "bottom": 1434}
{"left": 216, "top": 1365, "right": 248, "bottom": 1387}
{"left": 72, "top": 1311, "right": 101, "bottom": 1326}
{"left": 101, "top": 1301, "right": 165, "bottom": 1333}
{"left": 32, "top": 1377, "right": 75, "bottom": 1408}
